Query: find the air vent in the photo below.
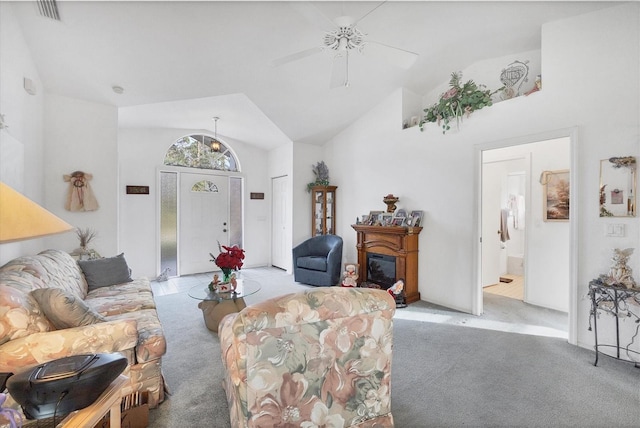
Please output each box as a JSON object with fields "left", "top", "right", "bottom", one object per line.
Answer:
{"left": 37, "top": 0, "right": 60, "bottom": 21}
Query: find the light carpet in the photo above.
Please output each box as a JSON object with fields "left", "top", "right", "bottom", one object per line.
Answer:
{"left": 149, "top": 271, "right": 640, "bottom": 427}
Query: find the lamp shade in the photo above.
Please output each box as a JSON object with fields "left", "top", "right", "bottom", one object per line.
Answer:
{"left": 0, "top": 182, "right": 74, "bottom": 243}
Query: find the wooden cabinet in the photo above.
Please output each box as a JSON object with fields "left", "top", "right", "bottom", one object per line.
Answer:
{"left": 352, "top": 224, "right": 422, "bottom": 304}
{"left": 311, "top": 185, "right": 337, "bottom": 236}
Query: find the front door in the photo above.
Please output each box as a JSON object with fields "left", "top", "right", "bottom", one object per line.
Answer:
{"left": 179, "top": 172, "right": 229, "bottom": 275}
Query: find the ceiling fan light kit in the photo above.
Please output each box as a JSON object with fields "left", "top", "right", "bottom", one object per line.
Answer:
{"left": 323, "top": 21, "right": 365, "bottom": 53}
{"left": 272, "top": 2, "right": 418, "bottom": 89}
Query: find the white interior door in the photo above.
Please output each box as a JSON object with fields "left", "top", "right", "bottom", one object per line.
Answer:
{"left": 179, "top": 172, "right": 229, "bottom": 275}
{"left": 481, "top": 161, "right": 503, "bottom": 287}
{"left": 271, "top": 175, "right": 288, "bottom": 270}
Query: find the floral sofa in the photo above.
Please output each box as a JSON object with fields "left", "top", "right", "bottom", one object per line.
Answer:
{"left": 219, "top": 286, "right": 396, "bottom": 427}
{"left": 0, "top": 249, "right": 166, "bottom": 409}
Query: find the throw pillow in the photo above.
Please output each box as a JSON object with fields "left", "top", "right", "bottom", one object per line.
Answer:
{"left": 78, "top": 253, "right": 133, "bottom": 289}
{"left": 30, "top": 288, "right": 106, "bottom": 329}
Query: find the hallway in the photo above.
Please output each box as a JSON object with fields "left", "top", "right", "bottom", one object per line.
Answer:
{"left": 484, "top": 274, "right": 524, "bottom": 300}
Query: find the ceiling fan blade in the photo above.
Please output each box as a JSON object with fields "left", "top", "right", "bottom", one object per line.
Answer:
{"left": 289, "top": 2, "right": 335, "bottom": 30}
{"left": 366, "top": 41, "right": 419, "bottom": 69}
{"left": 271, "top": 46, "right": 323, "bottom": 68}
{"left": 353, "top": 1, "right": 387, "bottom": 26}
{"left": 329, "top": 54, "right": 349, "bottom": 89}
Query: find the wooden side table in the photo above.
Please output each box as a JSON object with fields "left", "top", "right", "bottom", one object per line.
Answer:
{"left": 58, "top": 374, "right": 127, "bottom": 427}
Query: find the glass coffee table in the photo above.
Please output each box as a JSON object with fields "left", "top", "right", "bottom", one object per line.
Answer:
{"left": 188, "top": 279, "right": 261, "bottom": 332}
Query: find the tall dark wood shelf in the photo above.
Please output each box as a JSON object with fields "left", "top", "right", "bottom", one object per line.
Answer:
{"left": 311, "top": 185, "right": 337, "bottom": 236}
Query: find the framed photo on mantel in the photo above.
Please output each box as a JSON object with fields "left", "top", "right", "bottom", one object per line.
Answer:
{"left": 408, "top": 210, "right": 423, "bottom": 227}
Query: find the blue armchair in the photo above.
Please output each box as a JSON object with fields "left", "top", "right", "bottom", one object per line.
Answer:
{"left": 292, "top": 235, "right": 343, "bottom": 286}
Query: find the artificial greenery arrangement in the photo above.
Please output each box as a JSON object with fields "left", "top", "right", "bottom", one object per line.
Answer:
{"left": 306, "top": 161, "right": 330, "bottom": 192}
{"left": 420, "top": 72, "right": 502, "bottom": 134}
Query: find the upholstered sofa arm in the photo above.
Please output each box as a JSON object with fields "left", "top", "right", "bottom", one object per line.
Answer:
{"left": 0, "top": 319, "right": 138, "bottom": 372}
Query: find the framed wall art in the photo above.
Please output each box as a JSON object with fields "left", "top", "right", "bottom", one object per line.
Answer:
{"left": 542, "top": 169, "right": 569, "bottom": 221}
{"left": 599, "top": 156, "right": 636, "bottom": 217}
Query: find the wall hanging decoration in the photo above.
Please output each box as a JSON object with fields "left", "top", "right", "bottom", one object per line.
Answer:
{"left": 499, "top": 60, "right": 530, "bottom": 99}
{"left": 63, "top": 171, "right": 99, "bottom": 212}
{"left": 540, "top": 169, "right": 570, "bottom": 221}
{"left": 420, "top": 72, "right": 502, "bottom": 134}
{"left": 599, "top": 156, "right": 636, "bottom": 217}
{"left": 126, "top": 185, "right": 149, "bottom": 195}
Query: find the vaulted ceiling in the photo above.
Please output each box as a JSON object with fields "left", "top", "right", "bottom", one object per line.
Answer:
{"left": 8, "top": 1, "right": 619, "bottom": 150}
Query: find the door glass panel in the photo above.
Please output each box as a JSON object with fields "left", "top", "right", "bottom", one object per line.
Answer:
{"left": 229, "top": 177, "right": 243, "bottom": 248}
{"left": 160, "top": 171, "right": 177, "bottom": 277}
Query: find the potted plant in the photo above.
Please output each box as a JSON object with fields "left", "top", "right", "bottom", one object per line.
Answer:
{"left": 420, "top": 72, "right": 502, "bottom": 134}
{"left": 72, "top": 227, "right": 100, "bottom": 260}
{"left": 306, "top": 161, "right": 330, "bottom": 192}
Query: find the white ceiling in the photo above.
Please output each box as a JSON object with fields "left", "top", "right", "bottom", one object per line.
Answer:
{"left": 8, "top": 1, "right": 620, "bottom": 150}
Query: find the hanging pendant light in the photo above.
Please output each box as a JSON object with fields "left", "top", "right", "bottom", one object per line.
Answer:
{"left": 211, "top": 117, "right": 221, "bottom": 152}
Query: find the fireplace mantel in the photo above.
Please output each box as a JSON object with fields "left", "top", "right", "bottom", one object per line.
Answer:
{"left": 351, "top": 224, "right": 422, "bottom": 304}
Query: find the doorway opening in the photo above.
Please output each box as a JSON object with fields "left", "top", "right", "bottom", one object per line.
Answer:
{"left": 158, "top": 133, "right": 243, "bottom": 278}
{"left": 159, "top": 170, "right": 243, "bottom": 278}
{"left": 479, "top": 135, "right": 572, "bottom": 338}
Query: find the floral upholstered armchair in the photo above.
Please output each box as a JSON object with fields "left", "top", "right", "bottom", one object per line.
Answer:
{"left": 219, "top": 287, "right": 396, "bottom": 428}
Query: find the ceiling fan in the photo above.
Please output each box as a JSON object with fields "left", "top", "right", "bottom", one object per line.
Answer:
{"left": 271, "top": 1, "right": 419, "bottom": 88}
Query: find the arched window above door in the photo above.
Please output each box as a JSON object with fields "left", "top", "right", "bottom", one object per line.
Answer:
{"left": 164, "top": 135, "right": 238, "bottom": 172}
{"left": 192, "top": 180, "right": 219, "bottom": 193}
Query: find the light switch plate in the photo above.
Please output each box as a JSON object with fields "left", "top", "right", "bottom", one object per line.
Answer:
{"left": 605, "top": 223, "right": 625, "bottom": 237}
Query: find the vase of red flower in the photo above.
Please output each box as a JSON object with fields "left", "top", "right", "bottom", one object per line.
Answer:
{"left": 209, "top": 243, "right": 245, "bottom": 285}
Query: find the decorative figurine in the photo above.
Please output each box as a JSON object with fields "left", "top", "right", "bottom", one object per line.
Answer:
{"left": 156, "top": 267, "right": 171, "bottom": 282}
{"left": 606, "top": 248, "right": 637, "bottom": 289}
{"left": 341, "top": 264, "right": 358, "bottom": 287}
{"left": 230, "top": 274, "right": 238, "bottom": 292}
{"left": 383, "top": 194, "right": 399, "bottom": 213}
{"left": 388, "top": 279, "right": 407, "bottom": 308}
{"left": 208, "top": 274, "right": 220, "bottom": 292}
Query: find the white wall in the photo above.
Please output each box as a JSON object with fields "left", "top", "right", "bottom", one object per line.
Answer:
{"left": 325, "top": 4, "right": 639, "bottom": 350}
{"left": 0, "top": 5, "right": 120, "bottom": 265}
{"left": 0, "top": 2, "right": 46, "bottom": 264}
{"left": 1, "top": 7, "right": 120, "bottom": 265}
{"left": 292, "top": 143, "right": 324, "bottom": 247}
{"left": 42, "top": 94, "right": 119, "bottom": 258}
{"left": 548, "top": 5, "right": 640, "bottom": 349}
{"left": 118, "top": 128, "right": 271, "bottom": 278}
